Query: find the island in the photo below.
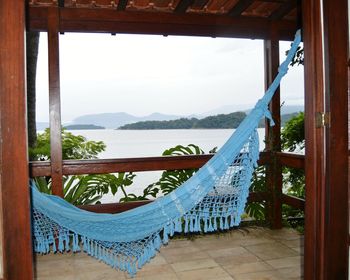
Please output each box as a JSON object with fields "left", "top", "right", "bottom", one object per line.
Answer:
{"left": 118, "top": 112, "right": 247, "bottom": 129}
{"left": 64, "top": 124, "right": 105, "bottom": 130}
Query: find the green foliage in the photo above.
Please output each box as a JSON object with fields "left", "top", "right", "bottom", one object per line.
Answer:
{"left": 245, "top": 166, "right": 266, "bottom": 220}
{"left": 119, "top": 112, "right": 247, "bottom": 130}
{"left": 29, "top": 128, "right": 106, "bottom": 160}
{"left": 148, "top": 144, "right": 205, "bottom": 196}
{"left": 247, "top": 112, "right": 305, "bottom": 227}
{"left": 31, "top": 129, "right": 125, "bottom": 205}
{"left": 34, "top": 173, "right": 135, "bottom": 205}
{"left": 281, "top": 112, "right": 305, "bottom": 152}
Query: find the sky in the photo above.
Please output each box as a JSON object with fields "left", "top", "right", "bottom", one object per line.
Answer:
{"left": 36, "top": 33, "right": 304, "bottom": 123}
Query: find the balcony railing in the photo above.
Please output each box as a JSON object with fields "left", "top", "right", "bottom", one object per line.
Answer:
{"left": 29, "top": 151, "right": 305, "bottom": 217}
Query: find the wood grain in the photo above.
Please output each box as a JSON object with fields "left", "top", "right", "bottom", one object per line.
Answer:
{"left": 27, "top": 6, "right": 297, "bottom": 40}
{"left": 0, "top": 0, "right": 34, "bottom": 278}
{"left": 48, "top": 7, "right": 64, "bottom": 197}
{"left": 264, "top": 25, "right": 283, "bottom": 229}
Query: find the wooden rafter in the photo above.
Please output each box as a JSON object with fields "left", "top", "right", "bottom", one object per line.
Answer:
{"left": 227, "top": 0, "right": 255, "bottom": 17}
{"left": 269, "top": 0, "right": 297, "bottom": 20}
{"left": 117, "top": 0, "right": 128, "bottom": 11}
{"left": 28, "top": 7, "right": 297, "bottom": 40}
{"left": 174, "top": 0, "right": 194, "bottom": 13}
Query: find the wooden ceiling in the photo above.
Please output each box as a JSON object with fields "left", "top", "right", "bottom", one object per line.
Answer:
{"left": 27, "top": 0, "right": 300, "bottom": 40}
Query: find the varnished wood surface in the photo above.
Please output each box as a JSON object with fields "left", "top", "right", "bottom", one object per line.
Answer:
{"left": 27, "top": 6, "right": 297, "bottom": 40}
{"left": 281, "top": 194, "right": 304, "bottom": 210}
{"left": 264, "top": 25, "right": 283, "bottom": 229}
{"left": 303, "top": 1, "right": 327, "bottom": 278}
{"left": 29, "top": 151, "right": 305, "bottom": 177}
{"left": 48, "top": 7, "right": 64, "bottom": 197}
{"left": 78, "top": 191, "right": 270, "bottom": 214}
{"left": 0, "top": 0, "right": 34, "bottom": 278}
{"left": 322, "top": 0, "right": 349, "bottom": 278}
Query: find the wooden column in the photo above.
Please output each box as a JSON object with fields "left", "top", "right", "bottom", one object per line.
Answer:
{"left": 48, "top": 8, "right": 64, "bottom": 197}
{"left": 303, "top": 2, "right": 326, "bottom": 278}
{"left": 322, "top": 0, "right": 349, "bottom": 278}
{"left": 264, "top": 25, "right": 283, "bottom": 229}
{"left": 303, "top": 0, "right": 349, "bottom": 279}
{"left": 0, "top": 0, "right": 34, "bottom": 278}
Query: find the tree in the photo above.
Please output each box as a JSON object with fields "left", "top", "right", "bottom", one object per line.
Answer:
{"left": 29, "top": 128, "right": 106, "bottom": 160}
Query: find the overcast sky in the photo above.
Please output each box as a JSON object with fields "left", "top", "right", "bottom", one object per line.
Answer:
{"left": 36, "top": 33, "right": 304, "bottom": 123}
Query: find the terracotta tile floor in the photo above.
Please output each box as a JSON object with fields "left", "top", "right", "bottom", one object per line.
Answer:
{"left": 35, "top": 227, "right": 304, "bottom": 280}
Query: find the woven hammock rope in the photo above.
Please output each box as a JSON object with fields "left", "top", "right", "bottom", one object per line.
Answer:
{"left": 31, "top": 30, "right": 302, "bottom": 276}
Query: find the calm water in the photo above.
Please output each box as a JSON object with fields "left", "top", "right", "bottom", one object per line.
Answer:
{"left": 68, "top": 129, "right": 265, "bottom": 202}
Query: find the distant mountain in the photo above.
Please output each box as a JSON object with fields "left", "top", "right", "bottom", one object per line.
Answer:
{"left": 71, "top": 112, "right": 182, "bottom": 129}
{"left": 245, "top": 105, "right": 304, "bottom": 115}
{"left": 201, "top": 104, "right": 304, "bottom": 117}
{"left": 198, "top": 104, "right": 253, "bottom": 117}
{"left": 120, "top": 110, "right": 302, "bottom": 130}
{"left": 64, "top": 124, "right": 105, "bottom": 130}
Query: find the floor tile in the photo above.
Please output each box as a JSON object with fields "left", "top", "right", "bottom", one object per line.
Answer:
{"left": 171, "top": 258, "right": 218, "bottom": 272}
{"left": 176, "top": 266, "right": 232, "bottom": 280}
{"left": 223, "top": 261, "right": 274, "bottom": 276}
{"left": 35, "top": 227, "right": 303, "bottom": 280}
{"left": 266, "top": 256, "right": 303, "bottom": 269}
{"left": 245, "top": 242, "right": 299, "bottom": 260}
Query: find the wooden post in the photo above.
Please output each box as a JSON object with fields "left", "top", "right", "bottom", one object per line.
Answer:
{"left": 303, "top": 0, "right": 349, "bottom": 279}
{"left": 322, "top": 0, "right": 349, "bottom": 278}
{"left": 303, "top": 2, "right": 326, "bottom": 278}
{"left": 264, "top": 25, "right": 283, "bottom": 229}
{"left": 48, "top": 7, "right": 64, "bottom": 197}
{"left": 0, "top": 0, "right": 34, "bottom": 278}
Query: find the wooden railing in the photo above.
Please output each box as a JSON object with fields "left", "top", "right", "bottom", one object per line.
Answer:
{"left": 29, "top": 151, "right": 305, "bottom": 214}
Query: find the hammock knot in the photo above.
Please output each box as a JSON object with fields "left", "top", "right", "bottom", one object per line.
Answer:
{"left": 263, "top": 108, "right": 275, "bottom": 126}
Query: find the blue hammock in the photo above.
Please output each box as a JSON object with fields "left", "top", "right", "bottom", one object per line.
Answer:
{"left": 31, "top": 30, "right": 301, "bottom": 276}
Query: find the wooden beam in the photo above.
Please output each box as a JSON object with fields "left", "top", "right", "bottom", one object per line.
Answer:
{"left": 281, "top": 194, "right": 305, "bottom": 210}
{"left": 302, "top": 0, "right": 326, "bottom": 278}
{"left": 27, "top": 7, "right": 297, "bottom": 40}
{"left": 29, "top": 152, "right": 271, "bottom": 177}
{"left": 117, "top": 0, "right": 128, "bottom": 11}
{"left": 174, "top": 0, "right": 195, "bottom": 13}
{"left": 0, "top": 0, "right": 33, "bottom": 278}
{"left": 78, "top": 191, "right": 269, "bottom": 213}
{"left": 48, "top": 8, "right": 64, "bottom": 197}
{"left": 269, "top": 0, "right": 298, "bottom": 20}
{"left": 322, "top": 0, "right": 349, "bottom": 278}
{"left": 228, "top": 0, "right": 255, "bottom": 17}
{"left": 264, "top": 25, "right": 283, "bottom": 229}
{"left": 276, "top": 152, "right": 305, "bottom": 169}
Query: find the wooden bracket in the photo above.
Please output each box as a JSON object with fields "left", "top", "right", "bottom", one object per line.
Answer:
{"left": 315, "top": 112, "right": 331, "bottom": 128}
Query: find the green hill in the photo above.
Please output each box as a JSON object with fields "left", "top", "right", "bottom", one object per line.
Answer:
{"left": 119, "top": 112, "right": 247, "bottom": 130}
{"left": 118, "top": 111, "right": 301, "bottom": 130}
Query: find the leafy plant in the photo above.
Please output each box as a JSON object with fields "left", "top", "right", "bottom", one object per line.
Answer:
{"left": 29, "top": 128, "right": 106, "bottom": 160}
{"left": 245, "top": 166, "right": 266, "bottom": 221}
{"left": 246, "top": 112, "right": 305, "bottom": 228}
{"left": 31, "top": 129, "right": 126, "bottom": 205}
{"left": 148, "top": 144, "right": 205, "bottom": 196}
{"left": 281, "top": 112, "right": 304, "bottom": 152}
{"left": 34, "top": 173, "right": 136, "bottom": 205}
